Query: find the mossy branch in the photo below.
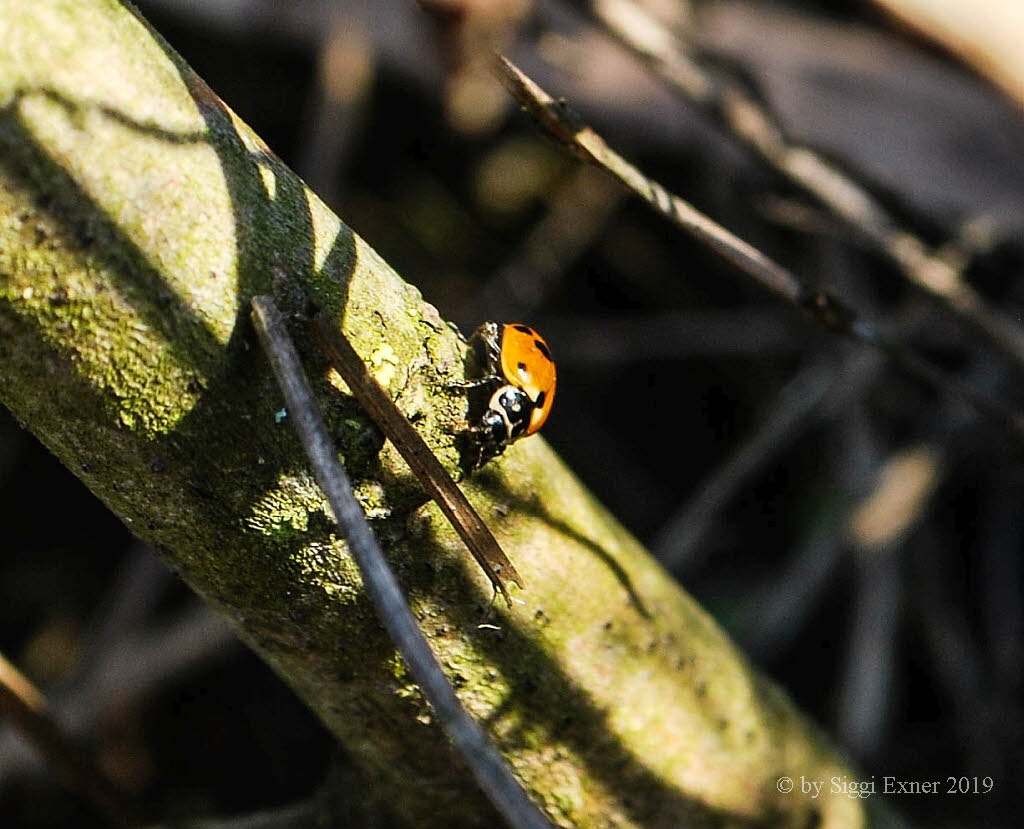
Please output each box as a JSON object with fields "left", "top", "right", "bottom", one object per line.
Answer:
{"left": 0, "top": 2, "right": 863, "bottom": 826}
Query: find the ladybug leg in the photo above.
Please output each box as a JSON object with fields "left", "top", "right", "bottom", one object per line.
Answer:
{"left": 445, "top": 418, "right": 470, "bottom": 434}
{"left": 463, "top": 432, "right": 500, "bottom": 470}
{"left": 453, "top": 420, "right": 492, "bottom": 472}
{"left": 444, "top": 377, "right": 497, "bottom": 391}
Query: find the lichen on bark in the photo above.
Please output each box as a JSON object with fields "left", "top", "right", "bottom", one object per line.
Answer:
{"left": 0, "top": 2, "right": 864, "bottom": 827}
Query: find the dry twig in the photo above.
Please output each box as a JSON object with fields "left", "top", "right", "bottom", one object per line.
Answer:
{"left": 494, "top": 53, "right": 1024, "bottom": 442}
{"left": 313, "top": 311, "right": 524, "bottom": 601}
{"left": 250, "top": 297, "right": 549, "bottom": 829}
{"left": 0, "top": 652, "right": 143, "bottom": 828}
{"left": 588, "top": 0, "right": 1024, "bottom": 374}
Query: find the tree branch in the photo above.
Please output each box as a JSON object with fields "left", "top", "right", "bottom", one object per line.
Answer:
{"left": 0, "top": 3, "right": 862, "bottom": 826}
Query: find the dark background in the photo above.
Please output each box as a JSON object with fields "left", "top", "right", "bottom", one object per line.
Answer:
{"left": 2, "top": 1, "right": 1022, "bottom": 826}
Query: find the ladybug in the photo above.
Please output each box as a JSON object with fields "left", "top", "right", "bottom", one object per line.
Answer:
{"left": 456, "top": 322, "right": 556, "bottom": 468}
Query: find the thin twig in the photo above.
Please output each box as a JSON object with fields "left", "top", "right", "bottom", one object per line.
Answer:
{"left": 734, "top": 516, "right": 846, "bottom": 661}
{"left": 493, "top": 54, "right": 1024, "bottom": 442}
{"left": 312, "top": 312, "right": 524, "bottom": 602}
{"left": 536, "top": 307, "right": 805, "bottom": 362}
{"left": 655, "top": 356, "right": 842, "bottom": 567}
{"left": 654, "top": 300, "right": 936, "bottom": 568}
{"left": 471, "top": 166, "right": 625, "bottom": 322}
{"left": 0, "top": 601, "right": 236, "bottom": 782}
{"left": 249, "top": 297, "right": 551, "bottom": 829}
{"left": 911, "top": 537, "right": 994, "bottom": 771}
{"left": 835, "top": 546, "right": 902, "bottom": 757}
{"left": 0, "top": 651, "right": 143, "bottom": 828}
{"left": 588, "top": 0, "right": 1024, "bottom": 374}
{"left": 295, "top": 11, "right": 374, "bottom": 206}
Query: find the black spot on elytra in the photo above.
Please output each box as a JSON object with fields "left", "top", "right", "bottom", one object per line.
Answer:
{"left": 534, "top": 339, "right": 552, "bottom": 360}
{"left": 535, "top": 390, "right": 547, "bottom": 408}
{"left": 513, "top": 324, "right": 533, "bottom": 334}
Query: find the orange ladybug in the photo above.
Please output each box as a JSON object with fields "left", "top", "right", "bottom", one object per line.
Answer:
{"left": 457, "top": 322, "right": 556, "bottom": 467}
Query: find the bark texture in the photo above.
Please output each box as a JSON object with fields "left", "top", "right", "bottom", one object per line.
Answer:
{"left": 0, "top": 2, "right": 864, "bottom": 826}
